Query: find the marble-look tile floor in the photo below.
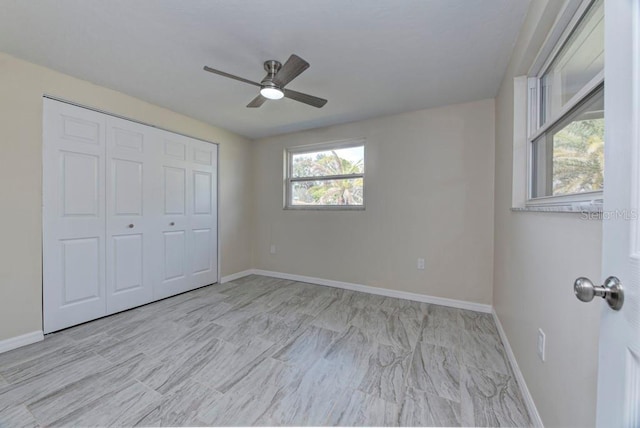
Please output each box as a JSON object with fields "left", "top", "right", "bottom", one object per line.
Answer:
{"left": 0, "top": 275, "right": 531, "bottom": 427}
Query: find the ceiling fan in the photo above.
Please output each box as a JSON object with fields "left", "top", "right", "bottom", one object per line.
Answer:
{"left": 203, "top": 54, "right": 327, "bottom": 108}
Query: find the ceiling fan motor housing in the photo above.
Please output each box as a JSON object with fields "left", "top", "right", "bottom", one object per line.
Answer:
{"left": 262, "top": 60, "right": 282, "bottom": 88}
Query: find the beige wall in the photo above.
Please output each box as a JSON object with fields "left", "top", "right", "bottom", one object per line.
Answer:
{"left": 0, "top": 52, "right": 253, "bottom": 341}
{"left": 493, "top": 1, "right": 602, "bottom": 426}
{"left": 252, "top": 99, "right": 495, "bottom": 304}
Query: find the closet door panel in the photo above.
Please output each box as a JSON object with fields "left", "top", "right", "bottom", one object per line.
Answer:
{"left": 154, "top": 133, "right": 192, "bottom": 299}
{"left": 192, "top": 228, "right": 213, "bottom": 274}
{"left": 113, "top": 159, "right": 143, "bottom": 214}
{"left": 163, "top": 230, "right": 187, "bottom": 280}
{"left": 189, "top": 140, "right": 218, "bottom": 288}
{"left": 60, "top": 237, "right": 101, "bottom": 304}
{"left": 112, "top": 234, "right": 143, "bottom": 293}
{"left": 193, "top": 171, "right": 212, "bottom": 215}
{"left": 105, "top": 116, "right": 156, "bottom": 313}
{"left": 61, "top": 152, "right": 100, "bottom": 217}
{"left": 43, "top": 99, "right": 107, "bottom": 333}
{"left": 164, "top": 166, "right": 186, "bottom": 215}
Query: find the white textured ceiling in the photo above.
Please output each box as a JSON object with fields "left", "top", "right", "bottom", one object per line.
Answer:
{"left": 0, "top": 0, "right": 530, "bottom": 139}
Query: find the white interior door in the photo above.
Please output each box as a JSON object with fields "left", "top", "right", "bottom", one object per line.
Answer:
{"left": 596, "top": 1, "right": 640, "bottom": 426}
{"left": 153, "top": 134, "right": 218, "bottom": 299}
{"left": 154, "top": 132, "right": 192, "bottom": 299}
{"left": 190, "top": 139, "right": 218, "bottom": 288}
{"left": 44, "top": 99, "right": 219, "bottom": 331}
{"left": 105, "top": 116, "right": 157, "bottom": 313}
{"left": 43, "top": 99, "right": 107, "bottom": 333}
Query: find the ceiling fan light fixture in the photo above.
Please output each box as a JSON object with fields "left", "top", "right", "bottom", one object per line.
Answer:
{"left": 260, "top": 86, "right": 284, "bottom": 100}
{"left": 204, "top": 54, "right": 327, "bottom": 108}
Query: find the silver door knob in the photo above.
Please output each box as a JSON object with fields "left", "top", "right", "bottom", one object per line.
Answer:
{"left": 574, "top": 276, "right": 624, "bottom": 310}
{"left": 128, "top": 224, "right": 134, "bottom": 228}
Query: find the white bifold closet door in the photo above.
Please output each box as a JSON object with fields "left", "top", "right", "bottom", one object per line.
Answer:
{"left": 43, "top": 98, "right": 218, "bottom": 333}
{"left": 188, "top": 140, "right": 218, "bottom": 289}
{"left": 155, "top": 133, "right": 218, "bottom": 300}
{"left": 43, "top": 100, "right": 108, "bottom": 331}
{"left": 105, "top": 116, "right": 157, "bottom": 314}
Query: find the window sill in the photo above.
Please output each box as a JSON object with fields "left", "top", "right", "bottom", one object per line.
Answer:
{"left": 512, "top": 204, "right": 602, "bottom": 214}
{"left": 284, "top": 206, "right": 365, "bottom": 211}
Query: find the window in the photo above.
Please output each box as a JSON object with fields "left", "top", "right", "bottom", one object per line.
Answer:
{"left": 531, "top": 86, "right": 603, "bottom": 198}
{"left": 285, "top": 139, "right": 365, "bottom": 209}
{"left": 527, "top": 0, "right": 604, "bottom": 204}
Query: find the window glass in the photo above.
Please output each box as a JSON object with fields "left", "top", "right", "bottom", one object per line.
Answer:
{"left": 540, "top": 0, "right": 603, "bottom": 125}
{"left": 531, "top": 86, "right": 604, "bottom": 198}
{"left": 291, "top": 146, "right": 364, "bottom": 178}
{"left": 291, "top": 178, "right": 363, "bottom": 206}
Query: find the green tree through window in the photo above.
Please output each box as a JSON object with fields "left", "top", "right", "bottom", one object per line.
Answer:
{"left": 552, "top": 118, "right": 604, "bottom": 195}
{"left": 288, "top": 143, "right": 364, "bottom": 208}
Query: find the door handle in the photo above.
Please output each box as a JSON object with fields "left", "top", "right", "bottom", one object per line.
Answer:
{"left": 574, "top": 276, "right": 624, "bottom": 310}
{"left": 170, "top": 222, "right": 175, "bottom": 226}
{"left": 128, "top": 224, "right": 134, "bottom": 229}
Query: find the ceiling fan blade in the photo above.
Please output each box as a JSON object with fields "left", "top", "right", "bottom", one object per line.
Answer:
{"left": 273, "top": 54, "right": 310, "bottom": 87}
{"left": 203, "top": 66, "right": 261, "bottom": 87}
{"left": 247, "top": 95, "right": 268, "bottom": 108}
{"left": 283, "top": 88, "right": 327, "bottom": 108}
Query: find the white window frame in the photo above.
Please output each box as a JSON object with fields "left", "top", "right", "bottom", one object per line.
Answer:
{"left": 525, "top": 0, "right": 604, "bottom": 208}
{"left": 284, "top": 138, "right": 366, "bottom": 210}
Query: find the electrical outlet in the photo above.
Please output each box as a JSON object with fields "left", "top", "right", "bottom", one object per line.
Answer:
{"left": 269, "top": 244, "right": 276, "bottom": 255}
{"left": 417, "top": 258, "right": 425, "bottom": 270}
{"left": 537, "top": 328, "right": 546, "bottom": 362}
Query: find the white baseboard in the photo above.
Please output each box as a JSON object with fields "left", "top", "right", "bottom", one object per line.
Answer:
{"left": 252, "top": 269, "right": 492, "bottom": 313}
{"left": 220, "top": 269, "right": 254, "bottom": 284}
{"left": 0, "top": 330, "right": 44, "bottom": 354}
{"left": 492, "top": 309, "right": 543, "bottom": 427}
